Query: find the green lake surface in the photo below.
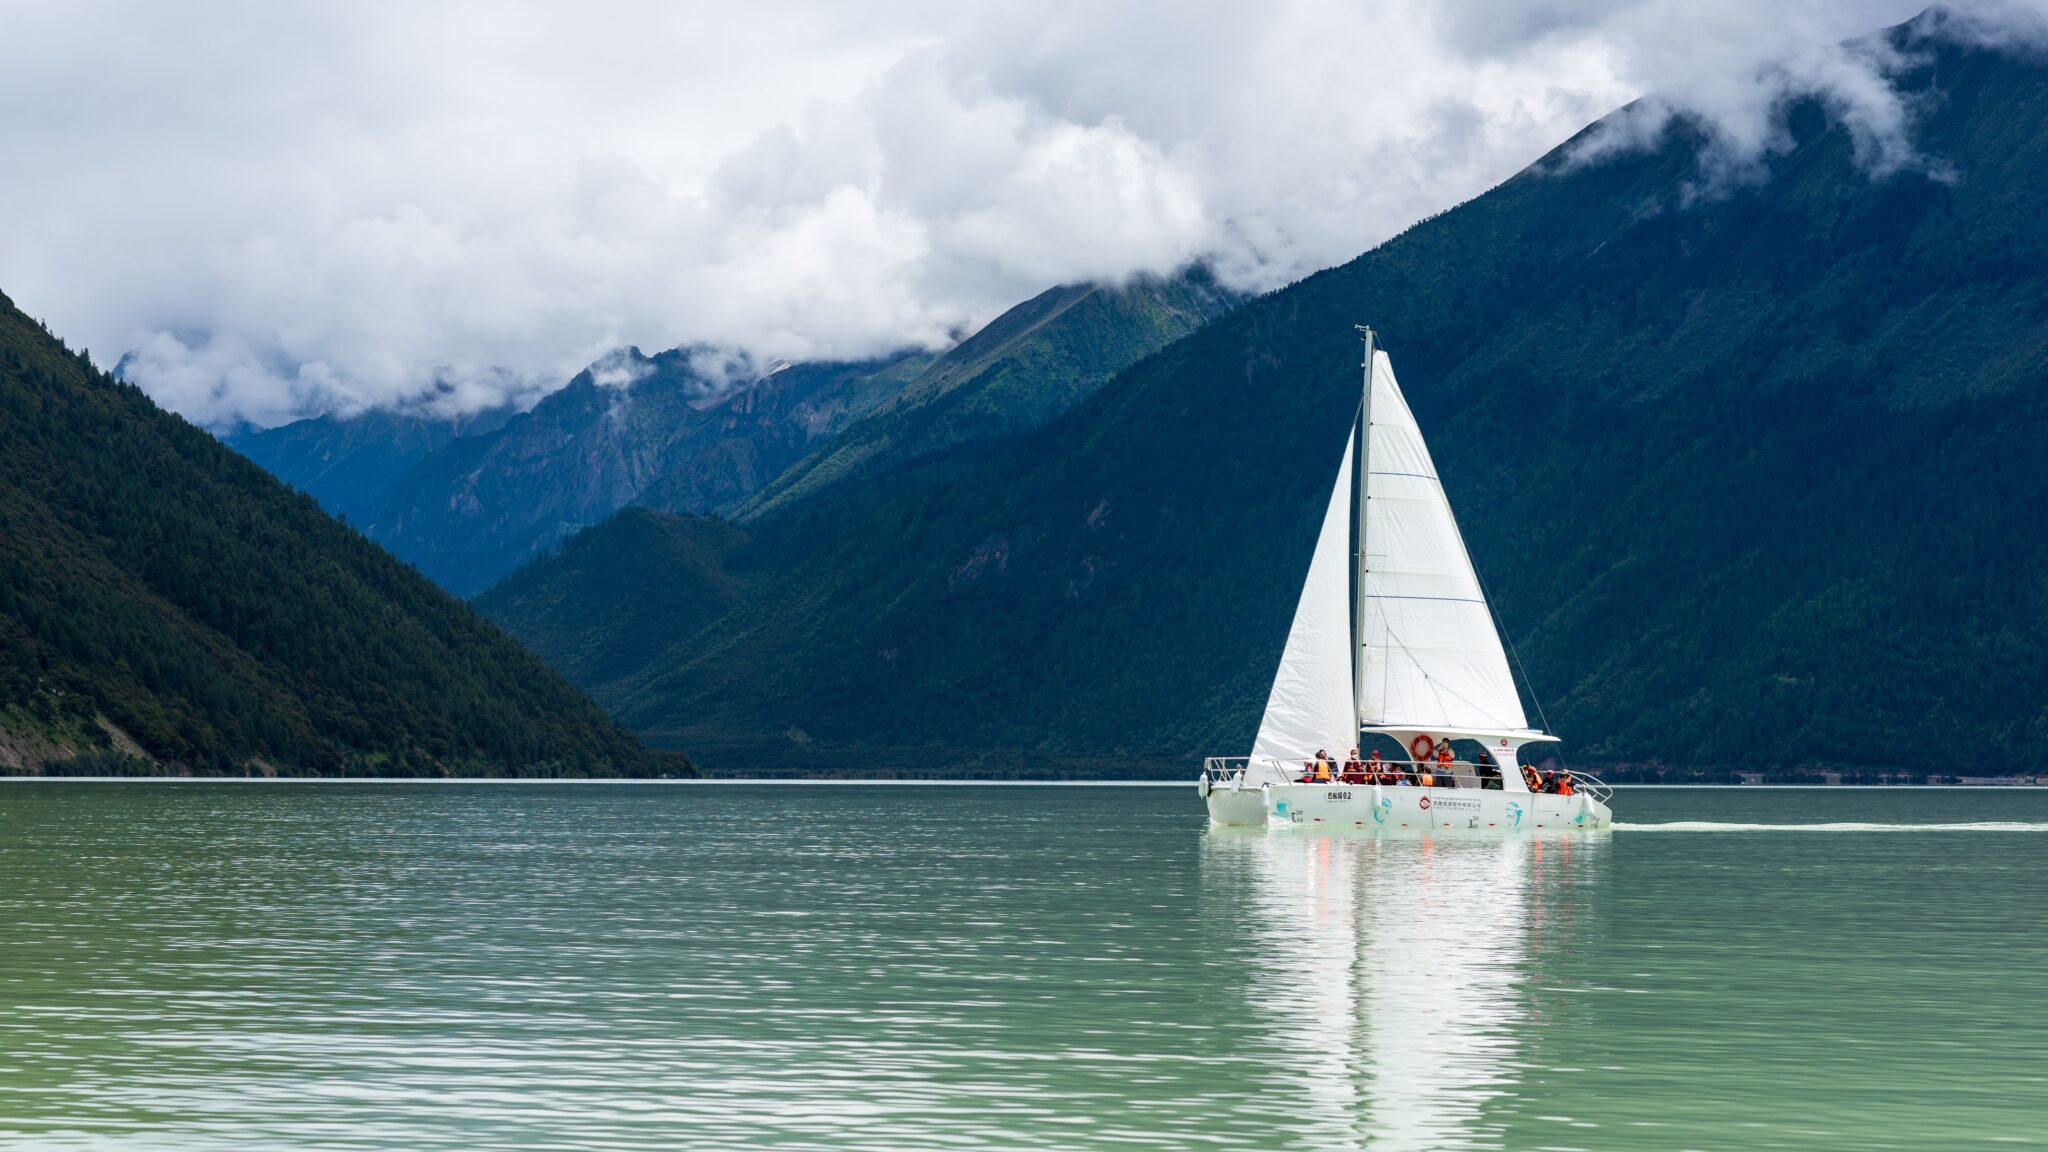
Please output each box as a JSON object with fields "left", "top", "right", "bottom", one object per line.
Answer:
{"left": 2, "top": 783, "right": 2044, "bottom": 1150}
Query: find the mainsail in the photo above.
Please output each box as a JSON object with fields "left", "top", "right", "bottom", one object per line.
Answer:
{"left": 1248, "top": 428, "right": 1357, "bottom": 780}
{"left": 1357, "top": 351, "right": 1527, "bottom": 732}
{"left": 1247, "top": 347, "right": 1528, "bottom": 783}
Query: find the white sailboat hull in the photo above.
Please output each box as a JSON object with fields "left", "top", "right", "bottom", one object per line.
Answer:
{"left": 1205, "top": 782, "right": 1611, "bottom": 832}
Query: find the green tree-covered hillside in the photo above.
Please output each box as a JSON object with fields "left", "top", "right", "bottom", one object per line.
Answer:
{"left": 0, "top": 291, "right": 689, "bottom": 777}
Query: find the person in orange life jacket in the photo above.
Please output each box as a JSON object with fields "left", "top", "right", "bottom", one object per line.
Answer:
{"left": 1311, "top": 750, "right": 1334, "bottom": 783}
{"left": 1365, "top": 748, "right": 1389, "bottom": 785}
{"left": 1522, "top": 764, "right": 1543, "bottom": 792}
{"left": 1436, "top": 743, "right": 1454, "bottom": 781}
{"left": 1340, "top": 748, "right": 1365, "bottom": 784}
{"left": 1557, "top": 771, "right": 1577, "bottom": 797}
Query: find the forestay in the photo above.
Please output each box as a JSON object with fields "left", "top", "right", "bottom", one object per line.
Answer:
{"left": 1357, "top": 352, "right": 1526, "bottom": 732}
{"left": 1247, "top": 428, "right": 1357, "bottom": 784}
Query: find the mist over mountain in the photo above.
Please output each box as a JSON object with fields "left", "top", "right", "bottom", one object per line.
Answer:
{"left": 0, "top": 291, "right": 686, "bottom": 777}
{"left": 483, "top": 15, "right": 2048, "bottom": 777}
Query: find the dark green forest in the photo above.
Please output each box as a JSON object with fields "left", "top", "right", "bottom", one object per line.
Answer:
{"left": 0, "top": 291, "right": 688, "bottom": 777}
{"left": 483, "top": 20, "right": 2048, "bottom": 778}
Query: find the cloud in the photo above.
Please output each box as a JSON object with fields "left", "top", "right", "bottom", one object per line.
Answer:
{"left": 1561, "top": 14, "right": 1970, "bottom": 194}
{"left": 587, "top": 348, "right": 655, "bottom": 390}
{"left": 2, "top": 0, "right": 2034, "bottom": 429}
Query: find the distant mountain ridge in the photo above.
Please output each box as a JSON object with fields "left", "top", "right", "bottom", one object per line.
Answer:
{"left": 230, "top": 268, "right": 1238, "bottom": 595}
{"left": 482, "top": 13, "right": 2048, "bottom": 777}
{"left": 0, "top": 291, "right": 687, "bottom": 777}
{"left": 230, "top": 402, "right": 516, "bottom": 527}
{"left": 365, "top": 347, "right": 931, "bottom": 595}
{"left": 737, "top": 269, "right": 1242, "bottom": 519}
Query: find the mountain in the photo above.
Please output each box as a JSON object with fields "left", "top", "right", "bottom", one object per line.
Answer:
{"left": 470, "top": 507, "right": 753, "bottom": 691}
{"left": 736, "top": 268, "right": 1242, "bottom": 519}
{"left": 629, "top": 353, "right": 933, "bottom": 519}
{"left": 0, "top": 290, "right": 689, "bottom": 777}
{"left": 362, "top": 346, "right": 881, "bottom": 595}
{"left": 228, "top": 403, "right": 515, "bottom": 527}
{"left": 489, "top": 15, "right": 2048, "bottom": 778}
{"left": 228, "top": 269, "right": 1236, "bottom": 597}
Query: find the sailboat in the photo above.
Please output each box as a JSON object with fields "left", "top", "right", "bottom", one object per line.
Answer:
{"left": 1200, "top": 328, "right": 1613, "bottom": 831}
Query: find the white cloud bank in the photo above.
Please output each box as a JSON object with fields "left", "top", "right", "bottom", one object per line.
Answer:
{"left": 0, "top": 0, "right": 2036, "bottom": 428}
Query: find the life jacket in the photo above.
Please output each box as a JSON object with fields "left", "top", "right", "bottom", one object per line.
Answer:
{"left": 1313, "top": 759, "right": 1332, "bottom": 782}
{"left": 1418, "top": 769, "right": 1435, "bottom": 788}
{"left": 1522, "top": 766, "right": 1542, "bottom": 791}
{"left": 1558, "top": 774, "right": 1576, "bottom": 796}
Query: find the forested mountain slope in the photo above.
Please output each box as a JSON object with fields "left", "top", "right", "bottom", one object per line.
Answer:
{"left": 0, "top": 291, "right": 688, "bottom": 776}
{"left": 471, "top": 507, "right": 753, "bottom": 692}
{"left": 503, "top": 17, "right": 2047, "bottom": 775}
{"left": 738, "top": 269, "right": 1240, "bottom": 519}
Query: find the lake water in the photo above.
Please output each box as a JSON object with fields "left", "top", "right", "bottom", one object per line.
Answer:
{"left": 2, "top": 783, "right": 2045, "bottom": 1151}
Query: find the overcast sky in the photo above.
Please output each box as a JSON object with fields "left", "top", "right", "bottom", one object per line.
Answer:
{"left": 2, "top": 1, "right": 2032, "bottom": 428}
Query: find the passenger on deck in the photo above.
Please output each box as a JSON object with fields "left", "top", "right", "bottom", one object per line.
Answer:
{"left": 1521, "top": 764, "right": 1543, "bottom": 792}
{"left": 1312, "top": 749, "right": 1334, "bottom": 784}
{"left": 1557, "top": 771, "right": 1577, "bottom": 797}
{"left": 1340, "top": 749, "right": 1365, "bottom": 784}
{"left": 1365, "top": 749, "right": 1388, "bottom": 785}
{"left": 1542, "top": 769, "right": 1559, "bottom": 794}
{"left": 1435, "top": 743, "right": 1454, "bottom": 785}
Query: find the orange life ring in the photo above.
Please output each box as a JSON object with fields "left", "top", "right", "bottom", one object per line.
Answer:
{"left": 1408, "top": 734, "right": 1435, "bottom": 763}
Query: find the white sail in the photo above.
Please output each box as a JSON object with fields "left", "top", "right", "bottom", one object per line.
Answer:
{"left": 1357, "top": 351, "right": 1528, "bottom": 733}
{"left": 1248, "top": 428, "right": 1357, "bottom": 782}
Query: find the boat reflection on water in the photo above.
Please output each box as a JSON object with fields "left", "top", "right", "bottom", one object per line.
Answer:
{"left": 1201, "top": 826, "right": 1607, "bottom": 1150}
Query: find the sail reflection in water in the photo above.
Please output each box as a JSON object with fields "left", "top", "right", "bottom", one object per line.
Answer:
{"left": 1202, "top": 828, "right": 1605, "bottom": 1150}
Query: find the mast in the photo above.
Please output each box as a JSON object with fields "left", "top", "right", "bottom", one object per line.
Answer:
{"left": 1351, "top": 325, "right": 1374, "bottom": 732}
